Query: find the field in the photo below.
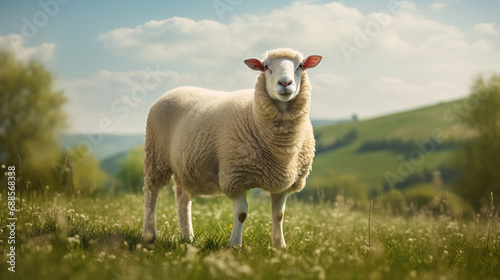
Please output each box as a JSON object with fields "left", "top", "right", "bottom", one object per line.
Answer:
{"left": 1, "top": 191, "right": 499, "bottom": 280}
{"left": 3, "top": 99, "right": 497, "bottom": 280}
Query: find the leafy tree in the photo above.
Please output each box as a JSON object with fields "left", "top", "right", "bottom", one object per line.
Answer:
{"left": 118, "top": 146, "right": 145, "bottom": 192}
{"left": 452, "top": 74, "right": 500, "bottom": 210}
{"left": 300, "top": 170, "right": 369, "bottom": 210}
{"left": 74, "top": 156, "right": 108, "bottom": 196}
{"left": 0, "top": 50, "right": 67, "bottom": 187}
{"left": 55, "top": 147, "right": 109, "bottom": 196}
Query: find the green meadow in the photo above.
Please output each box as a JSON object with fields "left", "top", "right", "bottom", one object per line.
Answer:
{"left": 1, "top": 192, "right": 498, "bottom": 280}
{"left": 2, "top": 94, "right": 499, "bottom": 279}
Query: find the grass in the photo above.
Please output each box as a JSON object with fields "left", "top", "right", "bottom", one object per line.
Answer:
{"left": 1, "top": 191, "right": 499, "bottom": 280}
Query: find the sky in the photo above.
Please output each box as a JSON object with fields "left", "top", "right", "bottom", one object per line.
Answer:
{"left": 1, "top": 0, "right": 499, "bottom": 134}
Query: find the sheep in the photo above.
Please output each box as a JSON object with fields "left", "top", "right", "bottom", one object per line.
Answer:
{"left": 142, "top": 48, "right": 322, "bottom": 248}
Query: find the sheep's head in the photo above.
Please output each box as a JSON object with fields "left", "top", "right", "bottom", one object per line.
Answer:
{"left": 244, "top": 48, "right": 322, "bottom": 102}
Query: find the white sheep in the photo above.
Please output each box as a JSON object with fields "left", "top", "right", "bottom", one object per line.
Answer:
{"left": 142, "top": 48, "right": 322, "bottom": 248}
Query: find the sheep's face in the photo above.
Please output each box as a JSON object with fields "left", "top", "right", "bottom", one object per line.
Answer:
{"left": 244, "top": 50, "right": 322, "bottom": 104}
{"left": 262, "top": 57, "right": 303, "bottom": 102}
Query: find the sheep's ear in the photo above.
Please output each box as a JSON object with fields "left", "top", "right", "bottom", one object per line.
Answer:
{"left": 244, "top": 58, "right": 265, "bottom": 72}
{"left": 303, "top": 55, "right": 322, "bottom": 70}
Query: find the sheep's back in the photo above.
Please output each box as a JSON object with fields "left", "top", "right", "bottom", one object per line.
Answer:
{"left": 146, "top": 86, "right": 254, "bottom": 194}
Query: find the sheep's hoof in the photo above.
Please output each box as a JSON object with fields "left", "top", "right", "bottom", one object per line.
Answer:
{"left": 231, "top": 243, "right": 243, "bottom": 250}
{"left": 141, "top": 232, "right": 157, "bottom": 245}
{"left": 180, "top": 235, "right": 194, "bottom": 244}
{"left": 272, "top": 241, "right": 287, "bottom": 249}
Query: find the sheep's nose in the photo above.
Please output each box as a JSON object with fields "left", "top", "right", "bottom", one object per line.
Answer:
{"left": 279, "top": 80, "right": 292, "bottom": 87}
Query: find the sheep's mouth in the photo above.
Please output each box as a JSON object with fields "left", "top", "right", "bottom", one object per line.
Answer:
{"left": 277, "top": 92, "right": 292, "bottom": 96}
{"left": 276, "top": 89, "right": 294, "bottom": 96}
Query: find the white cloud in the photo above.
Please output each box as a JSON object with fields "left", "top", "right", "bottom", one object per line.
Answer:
{"left": 98, "top": 2, "right": 365, "bottom": 65}
{"left": 83, "top": 1, "right": 500, "bottom": 131}
{"left": 98, "top": 17, "right": 234, "bottom": 65}
{"left": 375, "top": 11, "right": 484, "bottom": 56}
{"left": 66, "top": 68, "right": 181, "bottom": 98}
{"left": 313, "top": 73, "right": 350, "bottom": 90}
{"left": 429, "top": 2, "right": 447, "bottom": 12}
{"left": 399, "top": 1, "right": 417, "bottom": 12}
{"left": 473, "top": 23, "right": 499, "bottom": 36}
{"left": 64, "top": 68, "right": 182, "bottom": 133}
{"left": 372, "top": 77, "right": 467, "bottom": 103}
{"left": 354, "top": 76, "right": 470, "bottom": 120}
{"left": 0, "top": 34, "right": 55, "bottom": 62}
{"left": 98, "top": 1, "right": 491, "bottom": 65}
{"left": 63, "top": 66, "right": 251, "bottom": 133}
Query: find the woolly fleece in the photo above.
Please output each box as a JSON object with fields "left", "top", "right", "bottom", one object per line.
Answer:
{"left": 143, "top": 49, "right": 315, "bottom": 198}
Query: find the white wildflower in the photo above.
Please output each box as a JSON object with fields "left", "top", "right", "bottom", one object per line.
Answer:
{"left": 182, "top": 244, "right": 200, "bottom": 262}
{"left": 204, "top": 250, "right": 253, "bottom": 278}
{"left": 67, "top": 236, "right": 80, "bottom": 245}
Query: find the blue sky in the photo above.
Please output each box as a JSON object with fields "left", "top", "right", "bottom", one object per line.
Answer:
{"left": 1, "top": 0, "right": 500, "bottom": 133}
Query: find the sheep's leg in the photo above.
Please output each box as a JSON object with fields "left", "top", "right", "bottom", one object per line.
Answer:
{"left": 271, "top": 191, "right": 288, "bottom": 248}
{"left": 142, "top": 187, "right": 160, "bottom": 243}
{"left": 229, "top": 191, "right": 248, "bottom": 247}
{"left": 175, "top": 186, "right": 194, "bottom": 241}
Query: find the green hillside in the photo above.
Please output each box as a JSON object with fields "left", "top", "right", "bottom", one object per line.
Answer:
{"left": 309, "top": 99, "right": 473, "bottom": 193}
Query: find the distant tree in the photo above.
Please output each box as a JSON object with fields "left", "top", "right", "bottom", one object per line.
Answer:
{"left": 352, "top": 113, "right": 358, "bottom": 122}
{"left": 316, "top": 129, "right": 358, "bottom": 155}
{"left": 0, "top": 50, "right": 67, "bottom": 187}
{"left": 451, "top": 74, "right": 500, "bottom": 210}
{"left": 57, "top": 148, "right": 108, "bottom": 196}
{"left": 118, "top": 146, "right": 145, "bottom": 192}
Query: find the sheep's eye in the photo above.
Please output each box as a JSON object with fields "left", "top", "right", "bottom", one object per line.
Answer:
{"left": 299, "top": 63, "right": 304, "bottom": 68}
{"left": 264, "top": 65, "right": 269, "bottom": 70}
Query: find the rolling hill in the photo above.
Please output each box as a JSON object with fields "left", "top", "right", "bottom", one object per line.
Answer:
{"left": 309, "top": 98, "right": 473, "bottom": 193}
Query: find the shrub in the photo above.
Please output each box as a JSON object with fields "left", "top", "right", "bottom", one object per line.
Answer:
{"left": 299, "top": 171, "right": 369, "bottom": 210}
